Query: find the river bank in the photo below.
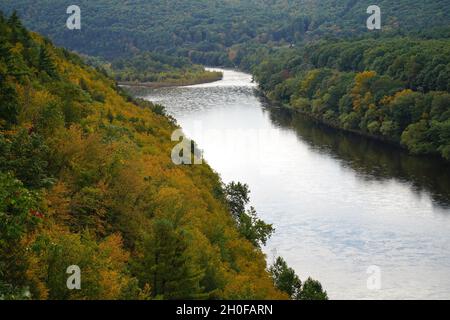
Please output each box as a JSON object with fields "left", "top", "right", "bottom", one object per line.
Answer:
{"left": 117, "top": 73, "right": 223, "bottom": 88}
{"left": 253, "top": 86, "right": 449, "bottom": 162}
{"left": 254, "top": 89, "right": 450, "bottom": 168}
{"left": 135, "top": 68, "right": 450, "bottom": 299}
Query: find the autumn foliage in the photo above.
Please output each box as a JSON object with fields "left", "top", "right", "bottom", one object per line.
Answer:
{"left": 0, "top": 13, "right": 286, "bottom": 300}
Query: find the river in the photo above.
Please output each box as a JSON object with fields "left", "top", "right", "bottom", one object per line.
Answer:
{"left": 127, "top": 68, "right": 450, "bottom": 300}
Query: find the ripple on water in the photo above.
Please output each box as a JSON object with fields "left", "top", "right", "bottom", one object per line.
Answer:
{"left": 133, "top": 68, "right": 450, "bottom": 300}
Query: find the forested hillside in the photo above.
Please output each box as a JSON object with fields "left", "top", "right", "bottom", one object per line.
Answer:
{"left": 251, "top": 38, "right": 450, "bottom": 160}
{"left": 1, "top": 0, "right": 448, "bottom": 301}
{"left": 0, "top": 1, "right": 447, "bottom": 161}
{"left": 1, "top": 0, "right": 449, "bottom": 64}
{"left": 0, "top": 13, "right": 295, "bottom": 300}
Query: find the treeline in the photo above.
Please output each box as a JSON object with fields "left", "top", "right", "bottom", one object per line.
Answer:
{"left": 111, "top": 52, "right": 222, "bottom": 85}
{"left": 1, "top": 0, "right": 449, "bottom": 65}
{"left": 85, "top": 52, "right": 223, "bottom": 86}
{"left": 251, "top": 38, "right": 450, "bottom": 160}
{"left": 0, "top": 13, "right": 329, "bottom": 300}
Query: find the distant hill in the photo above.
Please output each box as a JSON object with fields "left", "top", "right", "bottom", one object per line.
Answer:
{"left": 1, "top": 0, "right": 449, "bottom": 63}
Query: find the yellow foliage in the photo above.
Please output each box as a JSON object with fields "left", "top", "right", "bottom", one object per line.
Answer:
{"left": 5, "top": 29, "right": 285, "bottom": 300}
{"left": 393, "top": 89, "right": 414, "bottom": 99}
{"left": 352, "top": 71, "right": 377, "bottom": 111}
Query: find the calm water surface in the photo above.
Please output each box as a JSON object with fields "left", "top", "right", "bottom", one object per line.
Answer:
{"left": 129, "top": 69, "right": 450, "bottom": 299}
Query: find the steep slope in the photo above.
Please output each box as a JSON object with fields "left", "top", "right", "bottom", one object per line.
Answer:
{"left": 0, "top": 13, "right": 286, "bottom": 300}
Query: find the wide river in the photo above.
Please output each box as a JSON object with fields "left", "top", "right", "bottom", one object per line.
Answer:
{"left": 129, "top": 69, "right": 450, "bottom": 300}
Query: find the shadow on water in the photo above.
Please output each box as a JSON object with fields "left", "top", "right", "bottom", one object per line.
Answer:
{"left": 260, "top": 99, "right": 450, "bottom": 210}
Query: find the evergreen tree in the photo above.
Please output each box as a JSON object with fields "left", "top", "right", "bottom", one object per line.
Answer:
{"left": 0, "top": 69, "right": 19, "bottom": 126}
{"left": 38, "top": 45, "right": 57, "bottom": 78}
{"left": 300, "top": 277, "right": 328, "bottom": 300}
{"left": 7, "top": 10, "right": 21, "bottom": 31}
{"left": 139, "top": 219, "right": 205, "bottom": 299}
{"left": 7, "top": 11, "right": 29, "bottom": 45}
{"left": 0, "top": 130, "right": 53, "bottom": 189}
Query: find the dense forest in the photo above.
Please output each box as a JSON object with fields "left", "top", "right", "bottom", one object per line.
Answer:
{"left": 1, "top": 0, "right": 449, "bottom": 65}
{"left": 1, "top": 0, "right": 449, "bottom": 300}
{"left": 0, "top": 1, "right": 448, "bottom": 158}
{"left": 250, "top": 38, "right": 450, "bottom": 160}
{"left": 0, "top": 13, "right": 328, "bottom": 300}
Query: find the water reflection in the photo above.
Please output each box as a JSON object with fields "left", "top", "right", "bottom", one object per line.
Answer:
{"left": 127, "top": 68, "right": 450, "bottom": 299}
{"left": 261, "top": 102, "right": 450, "bottom": 209}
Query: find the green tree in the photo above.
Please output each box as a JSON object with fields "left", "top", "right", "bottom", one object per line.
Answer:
{"left": 270, "top": 257, "right": 328, "bottom": 300}
{"left": 300, "top": 277, "right": 328, "bottom": 300}
{"left": 138, "top": 219, "right": 205, "bottom": 299}
{"left": 0, "top": 130, "right": 54, "bottom": 189}
{"left": 269, "top": 257, "right": 302, "bottom": 300}
{"left": 0, "top": 172, "right": 39, "bottom": 243}
{"left": 38, "top": 45, "right": 57, "bottom": 78}
{"left": 6, "top": 10, "right": 30, "bottom": 45}
{"left": 225, "top": 182, "right": 274, "bottom": 247}
{"left": 401, "top": 120, "right": 436, "bottom": 155}
{"left": 431, "top": 120, "right": 450, "bottom": 160}
{"left": 36, "top": 102, "right": 65, "bottom": 137}
{"left": 238, "top": 207, "right": 274, "bottom": 248}
{"left": 0, "top": 172, "right": 40, "bottom": 296}
{"left": 224, "top": 181, "right": 250, "bottom": 220}
{"left": 7, "top": 10, "right": 21, "bottom": 31}
{"left": 0, "top": 80, "right": 19, "bottom": 126}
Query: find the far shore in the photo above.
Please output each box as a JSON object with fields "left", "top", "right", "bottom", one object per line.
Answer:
{"left": 118, "top": 74, "right": 223, "bottom": 89}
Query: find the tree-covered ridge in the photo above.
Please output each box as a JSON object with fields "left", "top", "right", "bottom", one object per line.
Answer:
{"left": 0, "top": 12, "right": 292, "bottom": 300}
{"left": 1, "top": 0, "right": 449, "bottom": 64}
{"left": 251, "top": 38, "right": 450, "bottom": 160}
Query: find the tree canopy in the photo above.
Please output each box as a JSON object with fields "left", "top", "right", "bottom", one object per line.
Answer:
{"left": 1, "top": 0, "right": 448, "bottom": 64}
{"left": 251, "top": 38, "right": 450, "bottom": 160}
{"left": 0, "top": 13, "right": 288, "bottom": 300}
